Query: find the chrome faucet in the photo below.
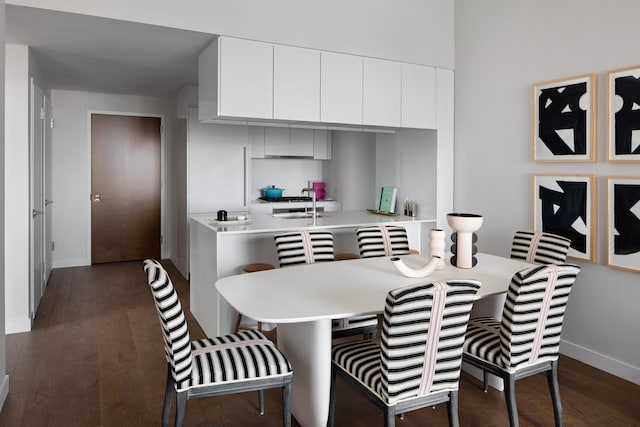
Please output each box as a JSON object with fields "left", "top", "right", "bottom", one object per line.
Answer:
{"left": 301, "top": 187, "right": 317, "bottom": 225}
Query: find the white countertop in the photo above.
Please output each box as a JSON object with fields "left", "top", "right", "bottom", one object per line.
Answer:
{"left": 191, "top": 210, "right": 436, "bottom": 235}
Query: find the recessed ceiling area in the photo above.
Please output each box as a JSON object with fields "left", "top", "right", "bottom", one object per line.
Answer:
{"left": 6, "top": 5, "right": 216, "bottom": 96}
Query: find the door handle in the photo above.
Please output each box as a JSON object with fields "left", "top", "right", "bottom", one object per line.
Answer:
{"left": 91, "top": 194, "right": 104, "bottom": 202}
{"left": 45, "top": 199, "right": 54, "bottom": 205}
{"left": 32, "top": 209, "right": 44, "bottom": 218}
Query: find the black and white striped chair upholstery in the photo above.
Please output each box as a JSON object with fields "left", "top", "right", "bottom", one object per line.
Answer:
{"left": 510, "top": 230, "right": 571, "bottom": 265}
{"left": 329, "top": 280, "right": 481, "bottom": 427}
{"left": 273, "top": 232, "right": 378, "bottom": 339}
{"left": 143, "top": 259, "right": 293, "bottom": 427}
{"left": 463, "top": 264, "right": 581, "bottom": 427}
{"left": 274, "top": 231, "right": 335, "bottom": 266}
{"left": 356, "top": 225, "right": 411, "bottom": 258}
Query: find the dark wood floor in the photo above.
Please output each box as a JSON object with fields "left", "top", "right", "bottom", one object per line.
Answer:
{"left": 1, "top": 260, "right": 638, "bottom": 426}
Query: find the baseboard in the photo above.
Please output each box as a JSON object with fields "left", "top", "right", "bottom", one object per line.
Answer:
{"left": 0, "top": 374, "right": 9, "bottom": 412}
{"left": 561, "top": 339, "right": 640, "bottom": 385}
{"left": 52, "top": 258, "right": 90, "bottom": 269}
{"left": 6, "top": 317, "right": 31, "bottom": 334}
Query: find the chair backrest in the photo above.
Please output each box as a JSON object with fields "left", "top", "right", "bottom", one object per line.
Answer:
{"left": 379, "top": 280, "right": 480, "bottom": 404}
{"left": 510, "top": 230, "right": 571, "bottom": 265}
{"left": 499, "top": 264, "right": 580, "bottom": 370}
{"left": 356, "top": 225, "right": 410, "bottom": 258}
{"left": 143, "top": 259, "right": 193, "bottom": 390}
{"left": 274, "top": 231, "right": 334, "bottom": 267}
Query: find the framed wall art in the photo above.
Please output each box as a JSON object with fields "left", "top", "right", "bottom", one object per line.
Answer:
{"left": 606, "top": 176, "right": 640, "bottom": 273}
{"left": 532, "top": 74, "right": 597, "bottom": 162}
{"left": 607, "top": 66, "right": 640, "bottom": 162}
{"left": 533, "top": 174, "right": 596, "bottom": 262}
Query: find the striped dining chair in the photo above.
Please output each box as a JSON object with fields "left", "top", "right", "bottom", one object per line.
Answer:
{"left": 329, "top": 279, "right": 481, "bottom": 427}
{"left": 356, "top": 225, "right": 412, "bottom": 258}
{"left": 510, "top": 230, "right": 571, "bottom": 265}
{"left": 274, "top": 231, "right": 379, "bottom": 339}
{"left": 463, "top": 264, "right": 581, "bottom": 427}
{"left": 143, "top": 259, "right": 293, "bottom": 427}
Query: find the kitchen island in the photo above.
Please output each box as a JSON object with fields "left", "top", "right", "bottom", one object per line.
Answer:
{"left": 189, "top": 210, "right": 436, "bottom": 337}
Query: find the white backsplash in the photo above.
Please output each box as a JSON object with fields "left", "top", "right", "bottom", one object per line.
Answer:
{"left": 252, "top": 158, "right": 324, "bottom": 200}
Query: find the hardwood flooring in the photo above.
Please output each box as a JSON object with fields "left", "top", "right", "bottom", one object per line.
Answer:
{"left": 1, "top": 260, "right": 638, "bottom": 426}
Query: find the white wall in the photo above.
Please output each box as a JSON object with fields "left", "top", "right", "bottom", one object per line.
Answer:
{"left": 455, "top": 0, "right": 640, "bottom": 384}
{"left": 252, "top": 158, "right": 323, "bottom": 201}
{"left": 7, "top": 0, "right": 454, "bottom": 69}
{"left": 4, "top": 44, "right": 29, "bottom": 333}
{"left": 49, "top": 89, "right": 173, "bottom": 268}
{"left": 0, "top": 0, "right": 9, "bottom": 411}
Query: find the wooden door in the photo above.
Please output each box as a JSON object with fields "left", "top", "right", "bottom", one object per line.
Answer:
{"left": 91, "top": 114, "right": 161, "bottom": 264}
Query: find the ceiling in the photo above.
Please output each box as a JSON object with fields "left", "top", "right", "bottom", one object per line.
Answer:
{"left": 6, "top": 5, "right": 217, "bottom": 96}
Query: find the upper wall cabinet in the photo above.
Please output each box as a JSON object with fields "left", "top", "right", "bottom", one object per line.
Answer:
{"left": 320, "top": 52, "right": 363, "bottom": 125}
{"left": 401, "top": 63, "right": 436, "bottom": 129}
{"left": 199, "top": 36, "right": 439, "bottom": 130}
{"left": 273, "top": 45, "right": 321, "bottom": 122}
{"left": 363, "top": 58, "right": 402, "bottom": 127}
{"left": 199, "top": 37, "right": 273, "bottom": 121}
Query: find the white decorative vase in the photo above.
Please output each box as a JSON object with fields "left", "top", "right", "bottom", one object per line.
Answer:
{"left": 391, "top": 256, "right": 442, "bottom": 278}
{"left": 447, "top": 213, "right": 483, "bottom": 269}
{"left": 429, "top": 228, "right": 446, "bottom": 270}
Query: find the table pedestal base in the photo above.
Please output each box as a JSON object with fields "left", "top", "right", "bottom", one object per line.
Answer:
{"left": 277, "top": 319, "right": 332, "bottom": 427}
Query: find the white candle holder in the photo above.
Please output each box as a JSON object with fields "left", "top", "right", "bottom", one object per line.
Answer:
{"left": 428, "top": 228, "right": 446, "bottom": 270}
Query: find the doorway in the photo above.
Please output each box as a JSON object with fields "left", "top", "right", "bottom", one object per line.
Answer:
{"left": 30, "top": 79, "right": 46, "bottom": 318}
{"left": 90, "top": 114, "right": 161, "bottom": 264}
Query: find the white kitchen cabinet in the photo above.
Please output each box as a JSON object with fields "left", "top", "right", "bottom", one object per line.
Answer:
{"left": 264, "top": 127, "right": 290, "bottom": 156}
{"left": 363, "top": 58, "right": 402, "bottom": 127}
{"left": 313, "top": 129, "right": 331, "bottom": 160}
{"left": 320, "top": 52, "right": 363, "bottom": 125}
{"left": 188, "top": 107, "right": 250, "bottom": 213}
{"left": 262, "top": 126, "right": 315, "bottom": 157}
{"left": 274, "top": 45, "right": 321, "bottom": 122}
{"left": 290, "top": 128, "right": 314, "bottom": 157}
{"left": 249, "top": 126, "right": 266, "bottom": 158}
{"left": 401, "top": 63, "right": 436, "bottom": 129}
{"left": 199, "top": 37, "right": 273, "bottom": 121}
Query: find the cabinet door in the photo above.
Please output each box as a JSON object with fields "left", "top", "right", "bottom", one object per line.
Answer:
{"left": 363, "top": 58, "right": 401, "bottom": 127}
{"left": 321, "top": 52, "right": 363, "bottom": 125}
{"left": 218, "top": 37, "right": 273, "bottom": 119}
{"left": 249, "top": 126, "right": 265, "bottom": 158}
{"left": 188, "top": 107, "right": 249, "bottom": 212}
{"left": 274, "top": 45, "right": 321, "bottom": 122}
{"left": 264, "top": 126, "right": 290, "bottom": 156}
{"left": 290, "top": 128, "right": 314, "bottom": 157}
{"left": 401, "top": 63, "right": 436, "bottom": 129}
{"left": 313, "top": 129, "right": 331, "bottom": 160}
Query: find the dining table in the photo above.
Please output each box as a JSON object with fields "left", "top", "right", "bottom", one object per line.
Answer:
{"left": 215, "top": 252, "right": 534, "bottom": 427}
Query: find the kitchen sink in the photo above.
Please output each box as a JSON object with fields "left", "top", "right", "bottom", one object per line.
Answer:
{"left": 272, "top": 212, "right": 326, "bottom": 219}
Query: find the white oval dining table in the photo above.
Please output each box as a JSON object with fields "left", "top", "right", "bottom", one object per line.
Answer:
{"left": 216, "top": 253, "right": 534, "bottom": 427}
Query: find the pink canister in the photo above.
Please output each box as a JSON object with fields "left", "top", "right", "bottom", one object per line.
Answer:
{"left": 312, "top": 182, "right": 326, "bottom": 200}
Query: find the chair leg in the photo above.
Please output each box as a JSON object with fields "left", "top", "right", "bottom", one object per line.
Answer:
{"left": 162, "top": 365, "right": 174, "bottom": 427}
{"left": 503, "top": 373, "right": 519, "bottom": 427}
{"left": 175, "top": 390, "right": 188, "bottom": 427}
{"left": 483, "top": 370, "right": 489, "bottom": 392}
{"left": 383, "top": 405, "right": 396, "bottom": 427}
{"left": 328, "top": 367, "right": 336, "bottom": 427}
{"left": 547, "top": 360, "right": 563, "bottom": 427}
{"left": 258, "top": 390, "right": 265, "bottom": 415}
{"left": 283, "top": 382, "right": 292, "bottom": 427}
{"left": 447, "top": 390, "right": 460, "bottom": 427}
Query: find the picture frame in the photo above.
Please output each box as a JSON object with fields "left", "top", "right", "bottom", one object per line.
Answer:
{"left": 532, "top": 74, "right": 597, "bottom": 162}
{"left": 607, "top": 66, "right": 640, "bottom": 162}
{"left": 606, "top": 176, "right": 640, "bottom": 273}
{"left": 533, "top": 174, "right": 596, "bottom": 262}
